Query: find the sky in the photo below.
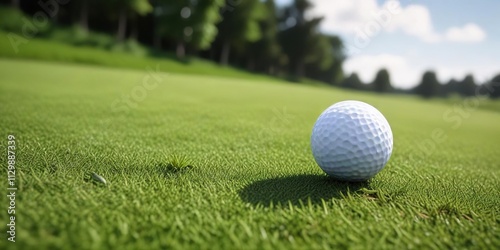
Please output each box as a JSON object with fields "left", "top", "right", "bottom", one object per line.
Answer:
{"left": 276, "top": 0, "right": 500, "bottom": 89}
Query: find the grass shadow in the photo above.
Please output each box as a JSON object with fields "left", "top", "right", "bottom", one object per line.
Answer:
{"left": 239, "top": 174, "right": 369, "bottom": 207}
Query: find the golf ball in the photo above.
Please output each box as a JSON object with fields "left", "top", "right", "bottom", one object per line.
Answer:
{"left": 311, "top": 100, "right": 393, "bottom": 181}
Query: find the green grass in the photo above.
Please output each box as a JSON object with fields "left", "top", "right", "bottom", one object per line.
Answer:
{"left": 0, "top": 58, "right": 499, "bottom": 250}
{"left": 0, "top": 30, "right": 276, "bottom": 82}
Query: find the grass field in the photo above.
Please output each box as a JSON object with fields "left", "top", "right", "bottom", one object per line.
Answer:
{"left": 0, "top": 30, "right": 279, "bottom": 82}
{"left": 0, "top": 58, "right": 499, "bottom": 249}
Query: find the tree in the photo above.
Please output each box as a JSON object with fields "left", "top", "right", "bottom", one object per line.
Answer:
{"left": 441, "top": 78, "right": 460, "bottom": 97}
{"left": 155, "top": 0, "right": 223, "bottom": 59}
{"left": 111, "top": 0, "right": 153, "bottom": 41}
{"left": 304, "top": 34, "right": 344, "bottom": 85}
{"left": 216, "top": 0, "right": 263, "bottom": 65}
{"left": 341, "top": 73, "right": 365, "bottom": 91}
{"left": 488, "top": 74, "right": 500, "bottom": 99}
{"left": 278, "top": 0, "right": 326, "bottom": 79}
{"left": 326, "top": 35, "right": 345, "bottom": 85}
{"left": 71, "top": 0, "right": 93, "bottom": 33}
{"left": 414, "top": 71, "right": 440, "bottom": 98}
{"left": 457, "top": 74, "right": 476, "bottom": 97}
{"left": 244, "top": 0, "right": 284, "bottom": 73}
{"left": 80, "top": 0, "right": 89, "bottom": 32}
{"left": 372, "top": 69, "right": 392, "bottom": 93}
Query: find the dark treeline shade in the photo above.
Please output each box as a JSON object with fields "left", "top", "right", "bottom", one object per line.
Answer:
{"left": 2, "top": 0, "right": 499, "bottom": 98}
{"left": 413, "top": 72, "right": 500, "bottom": 99}
{"left": 341, "top": 73, "right": 366, "bottom": 91}
{"left": 372, "top": 69, "right": 392, "bottom": 93}
{"left": 489, "top": 75, "right": 500, "bottom": 99}
{"left": 414, "top": 71, "right": 440, "bottom": 98}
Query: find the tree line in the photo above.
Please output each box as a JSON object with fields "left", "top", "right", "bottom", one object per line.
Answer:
{"left": 3, "top": 0, "right": 499, "bottom": 99}
{"left": 343, "top": 69, "right": 500, "bottom": 99}
{"left": 4, "top": 0, "right": 344, "bottom": 85}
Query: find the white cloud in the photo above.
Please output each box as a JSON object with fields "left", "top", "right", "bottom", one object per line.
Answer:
{"left": 308, "top": 0, "right": 486, "bottom": 44}
{"left": 344, "top": 54, "right": 499, "bottom": 89}
{"left": 386, "top": 4, "right": 441, "bottom": 43}
{"left": 307, "top": 0, "right": 379, "bottom": 35}
{"left": 445, "top": 23, "right": 487, "bottom": 43}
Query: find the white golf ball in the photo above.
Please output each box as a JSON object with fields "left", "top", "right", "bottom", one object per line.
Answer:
{"left": 311, "top": 100, "right": 393, "bottom": 181}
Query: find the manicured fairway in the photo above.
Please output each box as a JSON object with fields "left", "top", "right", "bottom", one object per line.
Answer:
{"left": 0, "top": 59, "right": 499, "bottom": 249}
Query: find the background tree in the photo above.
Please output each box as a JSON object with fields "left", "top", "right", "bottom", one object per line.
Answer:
{"left": 372, "top": 68, "right": 392, "bottom": 93}
{"left": 414, "top": 71, "right": 440, "bottom": 98}
{"left": 216, "top": 0, "right": 263, "bottom": 65}
{"left": 488, "top": 74, "right": 500, "bottom": 99}
{"left": 457, "top": 74, "right": 476, "bottom": 97}
{"left": 111, "top": 0, "right": 153, "bottom": 41}
{"left": 79, "top": 0, "right": 89, "bottom": 33}
{"left": 304, "top": 35, "right": 344, "bottom": 85}
{"left": 155, "top": 0, "right": 223, "bottom": 59}
{"left": 341, "top": 73, "right": 365, "bottom": 90}
{"left": 441, "top": 78, "right": 460, "bottom": 97}
{"left": 325, "top": 35, "right": 345, "bottom": 85}
{"left": 69, "top": 0, "right": 96, "bottom": 33}
{"left": 244, "top": 0, "right": 284, "bottom": 74}
{"left": 0, "top": 0, "right": 342, "bottom": 86}
{"left": 278, "top": 0, "right": 326, "bottom": 80}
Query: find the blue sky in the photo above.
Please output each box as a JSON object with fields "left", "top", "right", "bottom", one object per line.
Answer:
{"left": 276, "top": 0, "right": 500, "bottom": 88}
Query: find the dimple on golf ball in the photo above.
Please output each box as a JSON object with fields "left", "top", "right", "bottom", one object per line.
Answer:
{"left": 311, "top": 100, "right": 393, "bottom": 181}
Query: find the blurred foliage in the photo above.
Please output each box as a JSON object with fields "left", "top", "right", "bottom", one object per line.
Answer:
{"left": 45, "top": 25, "right": 147, "bottom": 55}
{"left": 458, "top": 74, "right": 477, "bottom": 97}
{"left": 244, "top": 0, "right": 285, "bottom": 74}
{"left": 216, "top": 0, "right": 264, "bottom": 65}
{"left": 341, "top": 73, "right": 367, "bottom": 91}
{"left": 488, "top": 74, "right": 500, "bottom": 99}
{"left": 155, "top": 0, "right": 223, "bottom": 58}
{"left": 278, "top": 0, "right": 324, "bottom": 79}
{"left": 0, "top": 6, "right": 51, "bottom": 34}
{"left": 372, "top": 69, "right": 392, "bottom": 93}
{"left": 415, "top": 71, "right": 440, "bottom": 98}
{"left": 110, "top": 39, "right": 148, "bottom": 56}
{"left": 47, "top": 26, "right": 114, "bottom": 49}
{"left": 130, "top": 0, "right": 153, "bottom": 15}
